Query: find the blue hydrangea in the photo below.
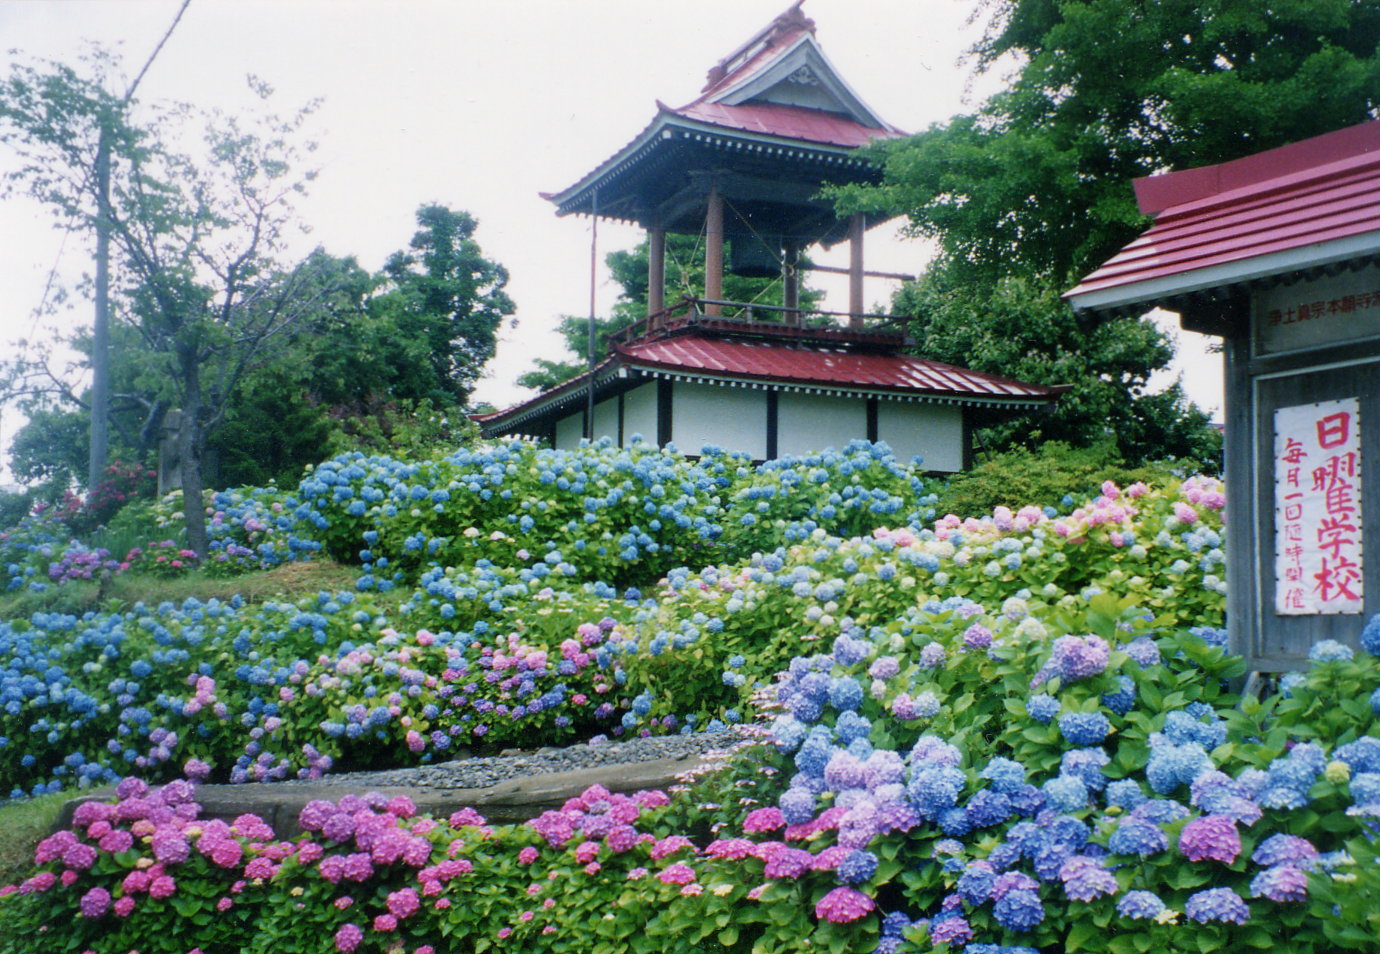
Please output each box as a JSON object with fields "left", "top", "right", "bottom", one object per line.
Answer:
{"left": 1349, "top": 771, "right": 1380, "bottom": 806}
{"left": 1027, "top": 694, "right": 1060, "bottom": 723}
{"left": 1105, "top": 779, "right": 1148, "bottom": 811}
{"left": 1108, "top": 818, "right": 1168, "bottom": 857}
{"left": 779, "top": 786, "right": 817, "bottom": 825}
{"left": 1359, "top": 613, "right": 1380, "bottom": 656}
{"left": 1060, "top": 747, "right": 1110, "bottom": 792}
{"left": 1185, "top": 887, "right": 1249, "bottom": 925}
{"left": 1117, "top": 890, "right": 1166, "bottom": 919}
{"left": 1042, "top": 775, "right": 1088, "bottom": 813}
{"left": 1308, "top": 639, "right": 1354, "bottom": 663}
{"left": 1131, "top": 799, "right": 1189, "bottom": 825}
{"left": 837, "top": 849, "right": 878, "bottom": 884}
{"left": 1123, "top": 637, "right": 1161, "bottom": 667}
{"left": 828, "top": 677, "right": 864, "bottom": 712}
{"left": 965, "top": 789, "right": 1013, "bottom": 829}
{"left": 1334, "top": 736, "right": 1380, "bottom": 775}
{"left": 1101, "top": 675, "right": 1137, "bottom": 715}
{"left": 1371, "top": 687, "right": 1380, "bottom": 715}
{"left": 993, "top": 888, "right": 1045, "bottom": 931}
{"left": 1058, "top": 712, "right": 1111, "bottom": 746}
{"left": 907, "top": 764, "right": 966, "bottom": 820}
{"left": 980, "top": 757, "right": 1026, "bottom": 794}
{"left": 956, "top": 863, "right": 996, "bottom": 904}
{"left": 835, "top": 710, "right": 872, "bottom": 746}
{"left": 1146, "top": 741, "right": 1213, "bottom": 794}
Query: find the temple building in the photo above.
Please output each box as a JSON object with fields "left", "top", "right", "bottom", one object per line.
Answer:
{"left": 477, "top": 2, "right": 1063, "bottom": 468}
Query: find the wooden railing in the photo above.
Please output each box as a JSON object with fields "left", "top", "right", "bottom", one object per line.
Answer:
{"left": 608, "top": 296, "right": 909, "bottom": 348}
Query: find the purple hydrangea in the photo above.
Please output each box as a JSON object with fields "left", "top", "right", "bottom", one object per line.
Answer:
{"left": 919, "top": 642, "right": 946, "bottom": 669}
{"left": 1179, "top": 815, "right": 1241, "bottom": 865}
{"left": 1044, "top": 634, "right": 1110, "bottom": 684}
{"left": 1249, "top": 865, "right": 1309, "bottom": 902}
{"left": 1251, "top": 833, "right": 1319, "bottom": 868}
{"left": 928, "top": 915, "right": 973, "bottom": 946}
{"left": 962, "top": 624, "right": 993, "bottom": 650}
{"left": 1124, "top": 637, "right": 1161, "bottom": 667}
{"left": 1185, "top": 887, "right": 1249, "bottom": 924}
{"left": 1059, "top": 856, "right": 1117, "bottom": 901}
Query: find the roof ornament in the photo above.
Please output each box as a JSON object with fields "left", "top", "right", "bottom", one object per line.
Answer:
{"left": 702, "top": 0, "right": 815, "bottom": 92}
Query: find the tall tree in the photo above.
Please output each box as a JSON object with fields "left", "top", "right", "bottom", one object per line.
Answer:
{"left": 833, "top": 0, "right": 1380, "bottom": 464}
{"left": 371, "top": 205, "right": 515, "bottom": 408}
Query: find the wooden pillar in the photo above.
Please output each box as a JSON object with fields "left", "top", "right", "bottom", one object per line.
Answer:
{"left": 647, "top": 226, "right": 666, "bottom": 327}
{"left": 705, "top": 183, "right": 724, "bottom": 317}
{"left": 848, "top": 212, "right": 865, "bottom": 328}
{"left": 782, "top": 241, "right": 800, "bottom": 326}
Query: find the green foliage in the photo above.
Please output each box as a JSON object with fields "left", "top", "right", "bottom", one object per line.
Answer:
{"left": 930, "top": 440, "right": 1204, "bottom": 518}
{"left": 831, "top": 0, "right": 1380, "bottom": 463}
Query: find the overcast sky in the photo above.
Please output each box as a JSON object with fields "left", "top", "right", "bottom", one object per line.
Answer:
{"left": 0, "top": 0, "right": 1221, "bottom": 474}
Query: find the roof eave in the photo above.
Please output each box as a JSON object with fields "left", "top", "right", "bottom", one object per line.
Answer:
{"left": 1067, "top": 229, "right": 1380, "bottom": 315}
{"left": 543, "top": 112, "right": 887, "bottom": 219}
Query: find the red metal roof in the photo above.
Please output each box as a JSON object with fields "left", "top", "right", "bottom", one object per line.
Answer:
{"left": 616, "top": 334, "right": 1059, "bottom": 400}
{"left": 1067, "top": 120, "right": 1380, "bottom": 312}
{"left": 475, "top": 325, "right": 1064, "bottom": 435}
{"left": 671, "top": 100, "right": 899, "bottom": 150}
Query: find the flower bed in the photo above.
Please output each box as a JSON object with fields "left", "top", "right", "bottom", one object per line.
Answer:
{"left": 0, "top": 440, "right": 1375, "bottom": 953}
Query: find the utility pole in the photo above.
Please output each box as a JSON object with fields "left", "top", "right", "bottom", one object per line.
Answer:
{"left": 86, "top": 0, "right": 191, "bottom": 492}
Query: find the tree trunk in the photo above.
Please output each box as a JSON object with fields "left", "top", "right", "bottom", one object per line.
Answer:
{"left": 177, "top": 347, "right": 209, "bottom": 557}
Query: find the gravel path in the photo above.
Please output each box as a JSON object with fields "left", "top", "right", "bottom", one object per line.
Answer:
{"left": 283, "top": 728, "right": 754, "bottom": 792}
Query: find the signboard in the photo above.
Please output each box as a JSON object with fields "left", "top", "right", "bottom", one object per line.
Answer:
{"left": 1274, "top": 397, "right": 1364, "bottom": 615}
{"left": 1254, "top": 264, "right": 1380, "bottom": 356}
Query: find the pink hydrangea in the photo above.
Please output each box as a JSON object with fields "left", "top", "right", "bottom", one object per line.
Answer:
{"left": 334, "top": 923, "right": 363, "bottom": 953}
{"left": 657, "top": 863, "right": 697, "bottom": 885}
{"left": 814, "top": 886, "right": 875, "bottom": 923}
{"left": 742, "top": 807, "right": 786, "bottom": 833}
{"left": 1179, "top": 815, "right": 1241, "bottom": 865}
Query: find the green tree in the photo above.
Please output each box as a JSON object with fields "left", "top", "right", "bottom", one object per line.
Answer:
{"left": 369, "top": 204, "right": 515, "bottom": 408}
{"left": 518, "top": 233, "right": 822, "bottom": 391}
{"left": 834, "top": 0, "right": 1380, "bottom": 465}
{"left": 0, "top": 52, "right": 328, "bottom": 554}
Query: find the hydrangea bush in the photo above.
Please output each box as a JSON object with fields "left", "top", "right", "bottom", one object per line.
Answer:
{"left": 0, "top": 440, "right": 1376, "bottom": 953}
{"left": 0, "top": 465, "right": 1227, "bottom": 798}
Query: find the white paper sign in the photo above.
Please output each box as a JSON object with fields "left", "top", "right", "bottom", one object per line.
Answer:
{"left": 1274, "top": 397, "right": 1363, "bottom": 615}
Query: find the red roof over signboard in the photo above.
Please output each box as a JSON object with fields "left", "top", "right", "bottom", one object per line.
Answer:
{"left": 1066, "top": 119, "right": 1380, "bottom": 313}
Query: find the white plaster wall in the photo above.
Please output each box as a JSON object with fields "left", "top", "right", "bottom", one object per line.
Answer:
{"left": 621, "top": 383, "right": 658, "bottom": 446}
{"left": 554, "top": 412, "right": 584, "bottom": 451}
{"left": 592, "top": 396, "right": 619, "bottom": 444}
{"left": 777, "top": 393, "right": 866, "bottom": 457}
{"left": 672, "top": 382, "right": 767, "bottom": 458}
{"left": 878, "top": 402, "right": 964, "bottom": 472}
